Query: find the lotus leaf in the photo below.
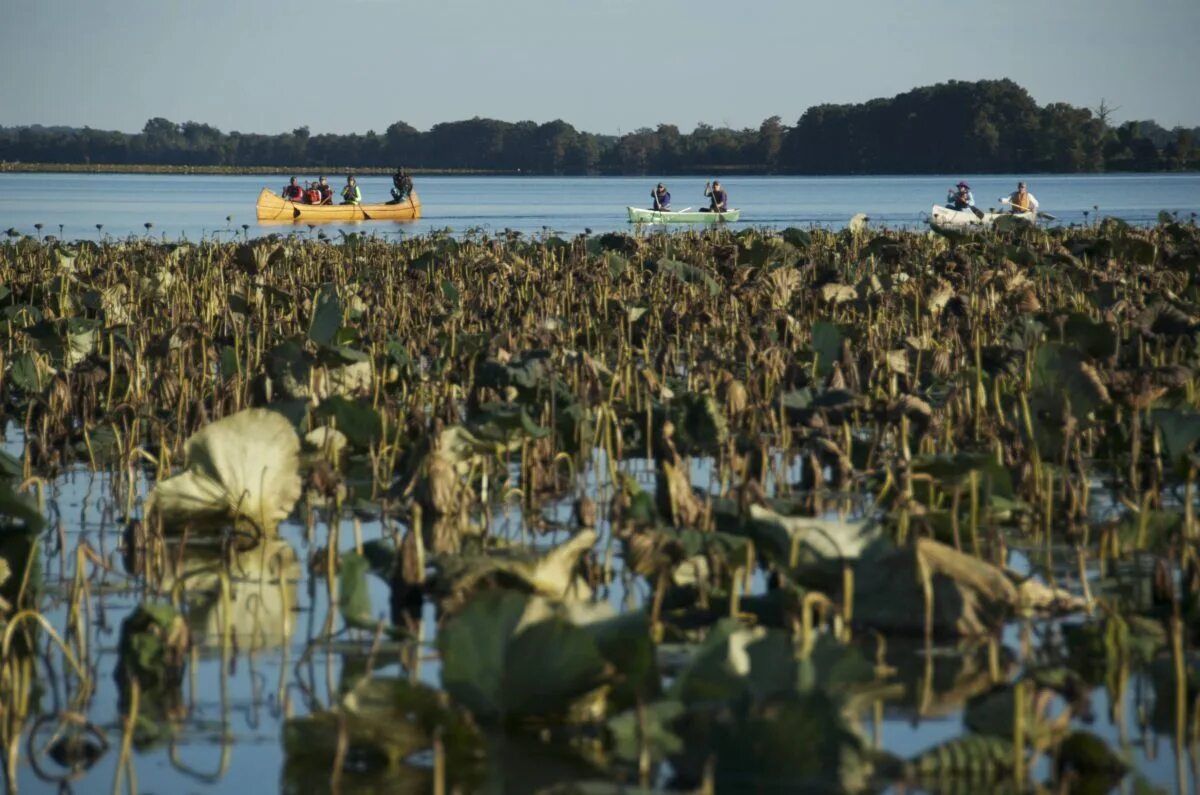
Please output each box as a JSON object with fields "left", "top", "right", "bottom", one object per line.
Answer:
{"left": 339, "top": 552, "right": 377, "bottom": 630}
{"left": 439, "top": 590, "right": 610, "bottom": 723}
{"left": 433, "top": 530, "right": 597, "bottom": 605}
{"left": 1151, "top": 409, "right": 1200, "bottom": 476}
{"left": 606, "top": 700, "right": 684, "bottom": 763}
{"left": 1031, "top": 342, "right": 1110, "bottom": 422}
{"left": 115, "top": 602, "right": 189, "bottom": 725}
{"left": 284, "top": 676, "right": 481, "bottom": 784}
{"left": 654, "top": 258, "right": 720, "bottom": 297}
{"left": 1061, "top": 313, "right": 1118, "bottom": 361}
{"left": 312, "top": 359, "right": 373, "bottom": 400}
{"left": 305, "top": 426, "right": 348, "bottom": 463}
{"left": 746, "top": 504, "right": 880, "bottom": 584}
{"left": 1058, "top": 731, "right": 1127, "bottom": 778}
{"left": 468, "top": 402, "right": 550, "bottom": 445}
{"left": 664, "top": 392, "right": 728, "bottom": 454}
{"left": 147, "top": 408, "right": 302, "bottom": 536}
{"left": 307, "top": 283, "right": 342, "bottom": 347}
{"left": 853, "top": 538, "right": 1082, "bottom": 637}
{"left": 314, "top": 395, "right": 382, "bottom": 450}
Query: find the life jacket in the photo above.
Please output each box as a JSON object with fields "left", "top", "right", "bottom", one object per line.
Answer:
{"left": 1010, "top": 191, "right": 1032, "bottom": 212}
{"left": 283, "top": 184, "right": 303, "bottom": 200}
{"left": 306, "top": 188, "right": 321, "bottom": 204}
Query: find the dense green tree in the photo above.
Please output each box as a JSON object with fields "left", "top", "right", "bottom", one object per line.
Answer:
{"left": 0, "top": 80, "right": 1195, "bottom": 173}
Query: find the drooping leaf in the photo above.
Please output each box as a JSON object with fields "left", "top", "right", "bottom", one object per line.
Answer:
{"left": 284, "top": 677, "right": 481, "bottom": 786}
{"left": 338, "top": 552, "right": 375, "bottom": 630}
{"left": 147, "top": 408, "right": 302, "bottom": 536}
{"left": 1151, "top": 409, "right": 1200, "bottom": 476}
{"left": 810, "top": 321, "right": 845, "bottom": 377}
{"left": 9, "top": 351, "right": 48, "bottom": 393}
{"left": 439, "top": 591, "right": 609, "bottom": 723}
{"left": 314, "top": 395, "right": 383, "bottom": 450}
{"left": 308, "top": 284, "right": 342, "bottom": 347}
{"left": 654, "top": 258, "right": 720, "bottom": 297}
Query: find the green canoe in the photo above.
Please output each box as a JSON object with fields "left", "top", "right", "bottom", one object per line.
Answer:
{"left": 627, "top": 206, "right": 741, "bottom": 224}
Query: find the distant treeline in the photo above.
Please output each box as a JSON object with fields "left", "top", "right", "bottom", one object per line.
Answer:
{"left": 2, "top": 80, "right": 1196, "bottom": 175}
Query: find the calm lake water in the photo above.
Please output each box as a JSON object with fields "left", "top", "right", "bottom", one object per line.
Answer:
{"left": 8, "top": 430, "right": 1198, "bottom": 795}
{"left": 1, "top": 172, "right": 1199, "bottom": 240}
{"left": 4, "top": 174, "right": 1200, "bottom": 794}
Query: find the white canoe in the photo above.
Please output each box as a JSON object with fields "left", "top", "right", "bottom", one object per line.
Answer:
{"left": 929, "top": 204, "right": 1035, "bottom": 228}
{"left": 628, "top": 206, "right": 741, "bottom": 224}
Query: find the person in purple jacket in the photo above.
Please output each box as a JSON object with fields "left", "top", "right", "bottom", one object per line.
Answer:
{"left": 651, "top": 183, "right": 671, "bottom": 211}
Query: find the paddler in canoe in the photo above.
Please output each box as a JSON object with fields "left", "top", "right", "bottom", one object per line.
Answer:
{"left": 651, "top": 183, "right": 671, "bottom": 211}
{"left": 702, "top": 180, "right": 728, "bottom": 213}
{"left": 389, "top": 168, "right": 414, "bottom": 204}
{"left": 341, "top": 175, "right": 361, "bottom": 205}
{"left": 282, "top": 177, "right": 304, "bottom": 202}
{"left": 999, "top": 181, "right": 1039, "bottom": 215}
{"left": 946, "top": 181, "right": 974, "bottom": 211}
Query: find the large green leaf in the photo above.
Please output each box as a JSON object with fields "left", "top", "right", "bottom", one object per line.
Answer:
{"left": 1031, "top": 342, "right": 1109, "bottom": 420}
{"left": 440, "top": 591, "right": 528, "bottom": 720}
{"left": 1061, "top": 313, "right": 1118, "bottom": 361}
{"left": 655, "top": 258, "right": 720, "bottom": 296}
{"left": 308, "top": 284, "right": 342, "bottom": 347}
{"left": 811, "top": 321, "right": 845, "bottom": 377}
{"left": 502, "top": 617, "right": 608, "bottom": 716}
{"left": 439, "top": 591, "right": 609, "bottom": 723}
{"left": 9, "top": 351, "right": 46, "bottom": 393}
{"left": 314, "top": 396, "right": 382, "bottom": 450}
{"left": 1151, "top": 409, "right": 1200, "bottom": 476}
{"left": 607, "top": 700, "right": 684, "bottom": 762}
{"left": 338, "top": 553, "right": 375, "bottom": 630}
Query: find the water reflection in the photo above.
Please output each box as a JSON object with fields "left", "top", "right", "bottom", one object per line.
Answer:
{"left": 3, "top": 453, "right": 1197, "bottom": 794}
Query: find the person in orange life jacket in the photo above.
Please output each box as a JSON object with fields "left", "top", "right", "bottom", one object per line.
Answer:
{"left": 651, "top": 183, "right": 671, "bottom": 210}
{"left": 282, "top": 176, "right": 303, "bottom": 201}
{"left": 1000, "top": 181, "right": 1039, "bottom": 214}
{"left": 317, "top": 176, "right": 333, "bottom": 205}
{"left": 304, "top": 183, "right": 322, "bottom": 204}
{"left": 702, "top": 180, "right": 728, "bottom": 212}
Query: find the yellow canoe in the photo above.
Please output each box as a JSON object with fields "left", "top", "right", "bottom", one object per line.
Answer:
{"left": 255, "top": 188, "right": 421, "bottom": 222}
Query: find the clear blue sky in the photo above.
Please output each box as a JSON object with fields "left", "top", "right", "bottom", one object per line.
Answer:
{"left": 2, "top": 0, "right": 1198, "bottom": 135}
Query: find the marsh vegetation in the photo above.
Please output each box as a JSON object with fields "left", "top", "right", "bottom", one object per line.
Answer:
{"left": 0, "top": 216, "right": 1198, "bottom": 793}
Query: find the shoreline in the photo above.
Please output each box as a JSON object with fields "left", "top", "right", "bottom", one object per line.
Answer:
{"left": 2, "top": 162, "right": 1197, "bottom": 178}
{"left": 0, "top": 163, "right": 517, "bottom": 176}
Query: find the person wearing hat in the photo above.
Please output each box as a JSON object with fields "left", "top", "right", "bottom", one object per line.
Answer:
{"left": 650, "top": 183, "right": 671, "bottom": 211}
{"left": 703, "top": 179, "right": 728, "bottom": 213}
{"left": 1000, "top": 181, "right": 1039, "bottom": 215}
{"left": 946, "top": 181, "right": 974, "bottom": 211}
